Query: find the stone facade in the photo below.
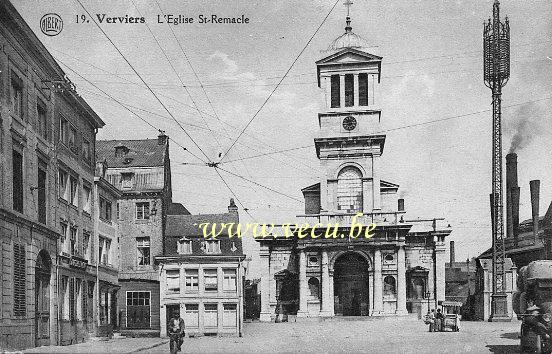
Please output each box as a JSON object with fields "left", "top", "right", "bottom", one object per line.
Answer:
{"left": 0, "top": 1, "right": 105, "bottom": 349}
{"left": 256, "top": 16, "right": 451, "bottom": 322}
{"left": 93, "top": 164, "right": 122, "bottom": 337}
{"left": 96, "top": 135, "right": 172, "bottom": 334}
{"left": 157, "top": 201, "right": 246, "bottom": 337}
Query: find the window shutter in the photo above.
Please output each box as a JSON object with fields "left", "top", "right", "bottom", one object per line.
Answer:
{"left": 69, "top": 278, "right": 75, "bottom": 321}
{"left": 13, "top": 243, "right": 26, "bottom": 317}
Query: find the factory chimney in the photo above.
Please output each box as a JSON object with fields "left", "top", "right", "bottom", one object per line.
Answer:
{"left": 530, "top": 180, "right": 540, "bottom": 242}
{"left": 450, "top": 241, "right": 455, "bottom": 265}
{"left": 506, "top": 153, "right": 520, "bottom": 244}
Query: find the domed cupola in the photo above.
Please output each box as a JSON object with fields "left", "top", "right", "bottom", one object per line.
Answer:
{"left": 326, "top": 15, "right": 370, "bottom": 52}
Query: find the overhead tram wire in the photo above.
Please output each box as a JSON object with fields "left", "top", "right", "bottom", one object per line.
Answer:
{"left": 153, "top": 0, "right": 230, "bottom": 148}
{"left": 216, "top": 166, "right": 304, "bottom": 204}
{"left": 73, "top": 0, "right": 212, "bottom": 164}
{"left": 74, "top": 84, "right": 318, "bottom": 176}
{"left": 220, "top": 0, "right": 342, "bottom": 161}
{"left": 75, "top": 0, "right": 276, "bottom": 217}
{"left": 57, "top": 59, "right": 206, "bottom": 164}
{"left": 72, "top": 79, "right": 317, "bottom": 178}
{"left": 129, "top": 0, "right": 224, "bottom": 153}
{"left": 213, "top": 168, "right": 258, "bottom": 222}
{"left": 153, "top": 0, "right": 276, "bottom": 205}
{"left": 51, "top": 48, "right": 318, "bottom": 173}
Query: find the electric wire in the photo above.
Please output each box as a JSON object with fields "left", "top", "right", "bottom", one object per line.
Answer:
{"left": 74, "top": 0, "right": 212, "bottom": 163}
{"left": 220, "top": 0, "right": 342, "bottom": 161}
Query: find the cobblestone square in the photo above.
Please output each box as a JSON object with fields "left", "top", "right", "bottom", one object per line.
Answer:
{"left": 138, "top": 318, "right": 522, "bottom": 353}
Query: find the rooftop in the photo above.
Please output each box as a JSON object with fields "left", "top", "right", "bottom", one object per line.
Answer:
{"left": 96, "top": 137, "right": 167, "bottom": 168}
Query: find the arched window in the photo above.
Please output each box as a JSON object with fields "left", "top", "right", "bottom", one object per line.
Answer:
{"left": 337, "top": 166, "right": 363, "bottom": 213}
{"left": 308, "top": 277, "right": 320, "bottom": 299}
{"left": 384, "top": 276, "right": 396, "bottom": 297}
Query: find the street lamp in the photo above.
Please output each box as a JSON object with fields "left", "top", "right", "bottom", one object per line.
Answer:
{"left": 425, "top": 291, "right": 431, "bottom": 312}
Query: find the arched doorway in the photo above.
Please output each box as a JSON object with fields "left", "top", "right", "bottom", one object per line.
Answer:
{"left": 333, "top": 252, "right": 369, "bottom": 316}
{"left": 35, "top": 250, "right": 52, "bottom": 346}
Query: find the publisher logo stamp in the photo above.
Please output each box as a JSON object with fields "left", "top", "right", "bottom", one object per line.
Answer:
{"left": 40, "top": 13, "right": 63, "bottom": 36}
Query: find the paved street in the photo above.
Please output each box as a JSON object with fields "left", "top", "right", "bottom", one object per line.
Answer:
{"left": 23, "top": 337, "right": 168, "bottom": 354}
{"left": 136, "top": 318, "right": 522, "bottom": 353}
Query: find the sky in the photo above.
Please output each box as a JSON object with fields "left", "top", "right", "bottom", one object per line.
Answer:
{"left": 13, "top": 0, "right": 552, "bottom": 277}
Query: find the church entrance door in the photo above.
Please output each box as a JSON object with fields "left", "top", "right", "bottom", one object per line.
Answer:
{"left": 333, "top": 252, "right": 369, "bottom": 316}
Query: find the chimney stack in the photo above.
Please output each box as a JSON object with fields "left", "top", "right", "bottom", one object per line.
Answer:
{"left": 530, "top": 180, "right": 540, "bottom": 241}
{"left": 398, "top": 198, "right": 405, "bottom": 212}
{"left": 228, "top": 198, "right": 238, "bottom": 214}
{"left": 506, "top": 153, "right": 519, "bottom": 243}
{"left": 158, "top": 131, "right": 168, "bottom": 145}
{"left": 450, "top": 241, "right": 455, "bottom": 264}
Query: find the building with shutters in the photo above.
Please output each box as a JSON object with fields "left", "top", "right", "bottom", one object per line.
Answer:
{"left": 0, "top": 0, "right": 105, "bottom": 349}
{"left": 96, "top": 134, "right": 173, "bottom": 336}
{"left": 156, "top": 199, "right": 245, "bottom": 337}
{"left": 255, "top": 10, "right": 451, "bottom": 321}
{"left": 93, "top": 161, "right": 122, "bottom": 337}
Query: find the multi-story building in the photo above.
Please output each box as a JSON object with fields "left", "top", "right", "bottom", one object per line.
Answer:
{"left": 255, "top": 12, "right": 451, "bottom": 321}
{"left": 157, "top": 200, "right": 245, "bottom": 337}
{"left": 96, "top": 134, "right": 172, "bottom": 335}
{"left": 0, "top": 0, "right": 105, "bottom": 349}
{"left": 93, "top": 160, "right": 121, "bottom": 336}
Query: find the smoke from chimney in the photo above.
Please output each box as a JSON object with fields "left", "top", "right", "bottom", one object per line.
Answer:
{"left": 507, "top": 102, "right": 544, "bottom": 154}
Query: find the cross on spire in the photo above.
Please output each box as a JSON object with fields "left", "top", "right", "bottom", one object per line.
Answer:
{"left": 344, "top": 0, "right": 353, "bottom": 17}
{"left": 344, "top": 0, "right": 353, "bottom": 32}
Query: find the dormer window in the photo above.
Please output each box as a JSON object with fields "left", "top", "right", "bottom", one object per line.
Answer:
{"left": 203, "top": 240, "right": 221, "bottom": 254}
{"left": 114, "top": 144, "right": 129, "bottom": 157}
{"left": 178, "top": 238, "right": 192, "bottom": 254}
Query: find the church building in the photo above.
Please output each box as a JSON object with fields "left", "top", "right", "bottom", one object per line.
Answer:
{"left": 256, "top": 8, "right": 452, "bottom": 320}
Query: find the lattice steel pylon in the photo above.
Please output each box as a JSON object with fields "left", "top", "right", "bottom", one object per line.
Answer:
{"left": 483, "top": 0, "right": 511, "bottom": 322}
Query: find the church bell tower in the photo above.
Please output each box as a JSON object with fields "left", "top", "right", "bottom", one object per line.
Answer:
{"left": 311, "top": 2, "right": 395, "bottom": 219}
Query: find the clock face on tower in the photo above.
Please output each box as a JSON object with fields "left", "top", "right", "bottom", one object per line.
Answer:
{"left": 342, "top": 116, "right": 357, "bottom": 131}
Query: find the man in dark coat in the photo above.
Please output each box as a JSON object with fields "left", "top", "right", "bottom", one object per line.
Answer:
{"left": 168, "top": 310, "right": 185, "bottom": 352}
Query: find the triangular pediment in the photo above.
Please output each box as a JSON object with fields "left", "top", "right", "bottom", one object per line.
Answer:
{"left": 316, "top": 47, "right": 382, "bottom": 65}
{"left": 380, "top": 180, "right": 399, "bottom": 190}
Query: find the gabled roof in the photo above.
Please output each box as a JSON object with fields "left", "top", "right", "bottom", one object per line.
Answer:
{"left": 168, "top": 203, "right": 191, "bottom": 215}
{"left": 96, "top": 139, "right": 167, "bottom": 168}
{"left": 381, "top": 180, "right": 399, "bottom": 190}
{"left": 301, "top": 183, "right": 320, "bottom": 193}
{"left": 166, "top": 212, "right": 239, "bottom": 237}
{"left": 316, "top": 47, "right": 382, "bottom": 65}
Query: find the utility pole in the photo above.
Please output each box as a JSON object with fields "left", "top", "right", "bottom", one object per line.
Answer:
{"left": 483, "top": 0, "right": 511, "bottom": 322}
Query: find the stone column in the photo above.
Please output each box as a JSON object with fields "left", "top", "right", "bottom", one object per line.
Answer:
{"left": 297, "top": 250, "right": 308, "bottom": 317}
{"left": 435, "top": 238, "right": 446, "bottom": 305}
{"left": 353, "top": 74, "right": 359, "bottom": 107}
{"left": 320, "top": 250, "right": 332, "bottom": 316}
{"left": 339, "top": 74, "right": 345, "bottom": 108}
{"left": 259, "top": 248, "right": 271, "bottom": 322}
{"left": 373, "top": 249, "right": 383, "bottom": 315}
{"left": 329, "top": 271, "right": 335, "bottom": 316}
{"left": 396, "top": 246, "right": 408, "bottom": 315}
{"left": 325, "top": 76, "right": 331, "bottom": 109}
{"left": 372, "top": 156, "right": 381, "bottom": 211}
